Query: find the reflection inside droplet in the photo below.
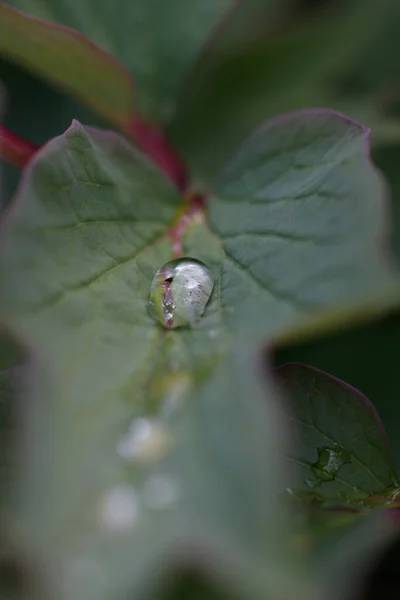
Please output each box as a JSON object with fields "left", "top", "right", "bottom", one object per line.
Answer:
{"left": 312, "top": 446, "right": 351, "bottom": 481}
{"left": 148, "top": 258, "right": 214, "bottom": 329}
{"left": 99, "top": 484, "right": 139, "bottom": 531}
{"left": 142, "top": 474, "right": 179, "bottom": 510}
{"left": 117, "top": 418, "right": 171, "bottom": 462}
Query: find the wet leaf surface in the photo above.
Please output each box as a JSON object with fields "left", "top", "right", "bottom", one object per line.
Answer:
{"left": 1, "top": 111, "right": 399, "bottom": 597}
{"left": 276, "top": 363, "right": 399, "bottom": 505}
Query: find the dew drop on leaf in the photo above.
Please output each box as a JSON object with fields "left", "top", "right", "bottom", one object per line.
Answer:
{"left": 148, "top": 258, "right": 214, "bottom": 329}
{"left": 306, "top": 446, "right": 351, "bottom": 488}
{"left": 99, "top": 484, "right": 139, "bottom": 532}
{"left": 117, "top": 418, "right": 171, "bottom": 463}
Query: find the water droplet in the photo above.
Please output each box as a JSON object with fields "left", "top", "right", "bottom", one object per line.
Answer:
{"left": 284, "top": 487, "right": 323, "bottom": 504}
{"left": 162, "top": 375, "right": 191, "bottom": 418}
{"left": 148, "top": 258, "right": 214, "bottom": 329}
{"left": 308, "top": 446, "right": 351, "bottom": 487}
{"left": 99, "top": 484, "right": 139, "bottom": 531}
{"left": 387, "top": 486, "right": 400, "bottom": 504}
{"left": 142, "top": 474, "right": 179, "bottom": 510}
{"left": 117, "top": 418, "right": 171, "bottom": 462}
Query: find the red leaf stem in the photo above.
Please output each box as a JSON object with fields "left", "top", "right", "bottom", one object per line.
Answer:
{"left": 168, "top": 192, "right": 206, "bottom": 257}
{"left": 0, "top": 126, "right": 38, "bottom": 168}
{"left": 125, "top": 117, "right": 188, "bottom": 190}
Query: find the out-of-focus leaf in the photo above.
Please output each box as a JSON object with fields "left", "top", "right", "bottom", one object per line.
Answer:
{"left": 0, "top": 2, "right": 135, "bottom": 126}
{"left": 276, "top": 363, "right": 399, "bottom": 504}
{"left": 341, "top": 5, "right": 400, "bottom": 99}
{"left": 297, "top": 507, "right": 400, "bottom": 600}
{"left": 7, "top": 0, "right": 233, "bottom": 123}
{"left": 169, "top": 0, "right": 397, "bottom": 182}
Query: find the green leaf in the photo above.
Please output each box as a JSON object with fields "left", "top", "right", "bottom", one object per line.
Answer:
{"left": 275, "top": 310, "right": 400, "bottom": 467}
{"left": 1, "top": 111, "right": 398, "bottom": 597}
{"left": 206, "top": 109, "right": 400, "bottom": 343}
{"left": 0, "top": 2, "right": 135, "bottom": 126}
{"left": 6, "top": 0, "right": 233, "bottom": 123}
{"left": 169, "top": 0, "right": 398, "bottom": 182}
{"left": 275, "top": 363, "right": 399, "bottom": 504}
{"left": 0, "top": 122, "right": 310, "bottom": 600}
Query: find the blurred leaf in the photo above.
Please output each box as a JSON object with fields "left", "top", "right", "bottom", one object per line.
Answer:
{"left": 7, "top": 0, "right": 233, "bottom": 123}
{"left": 276, "top": 363, "right": 399, "bottom": 504}
{"left": 341, "top": 5, "right": 400, "bottom": 99}
{"left": 298, "top": 507, "right": 400, "bottom": 600}
{"left": 0, "top": 2, "right": 135, "bottom": 126}
{"left": 169, "top": 0, "right": 398, "bottom": 182}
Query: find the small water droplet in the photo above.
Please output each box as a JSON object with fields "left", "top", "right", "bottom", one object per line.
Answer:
{"left": 142, "top": 474, "right": 179, "bottom": 510}
{"left": 305, "top": 478, "right": 320, "bottom": 489}
{"left": 117, "top": 418, "right": 171, "bottom": 462}
{"left": 148, "top": 258, "right": 214, "bottom": 329}
{"left": 308, "top": 446, "right": 351, "bottom": 487}
{"left": 387, "top": 487, "right": 400, "bottom": 504}
{"left": 100, "top": 484, "right": 139, "bottom": 531}
{"left": 284, "top": 487, "right": 324, "bottom": 504}
{"left": 162, "top": 375, "right": 191, "bottom": 418}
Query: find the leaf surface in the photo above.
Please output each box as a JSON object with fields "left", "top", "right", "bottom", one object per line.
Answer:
{"left": 169, "top": 0, "right": 398, "bottom": 181}
{"left": 206, "top": 109, "right": 400, "bottom": 343}
{"left": 0, "top": 112, "right": 399, "bottom": 596}
{"left": 276, "top": 363, "right": 399, "bottom": 504}
{"left": 0, "top": 122, "right": 308, "bottom": 600}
